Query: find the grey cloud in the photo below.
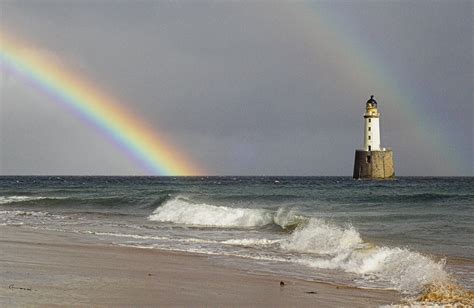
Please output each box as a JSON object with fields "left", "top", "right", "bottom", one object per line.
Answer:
{"left": 1, "top": 1, "right": 472, "bottom": 175}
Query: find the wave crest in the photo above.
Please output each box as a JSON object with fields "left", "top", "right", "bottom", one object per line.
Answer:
{"left": 282, "top": 218, "right": 364, "bottom": 254}
{"left": 148, "top": 198, "right": 453, "bottom": 294}
{"left": 282, "top": 218, "right": 449, "bottom": 294}
{"left": 148, "top": 197, "right": 274, "bottom": 228}
{"left": 0, "top": 196, "right": 63, "bottom": 204}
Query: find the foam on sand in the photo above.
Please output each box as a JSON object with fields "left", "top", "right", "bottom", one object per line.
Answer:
{"left": 148, "top": 198, "right": 467, "bottom": 298}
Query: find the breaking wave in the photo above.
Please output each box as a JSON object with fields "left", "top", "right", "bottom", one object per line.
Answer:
{"left": 149, "top": 197, "right": 275, "bottom": 228}
{"left": 0, "top": 196, "right": 63, "bottom": 204}
{"left": 148, "top": 198, "right": 452, "bottom": 295}
{"left": 149, "top": 197, "right": 305, "bottom": 229}
{"left": 282, "top": 219, "right": 449, "bottom": 294}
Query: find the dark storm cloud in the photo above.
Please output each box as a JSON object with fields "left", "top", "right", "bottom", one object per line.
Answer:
{"left": 0, "top": 1, "right": 472, "bottom": 175}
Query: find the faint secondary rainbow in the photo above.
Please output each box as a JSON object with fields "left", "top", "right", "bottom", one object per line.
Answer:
{"left": 0, "top": 31, "right": 202, "bottom": 175}
{"left": 280, "top": 3, "right": 468, "bottom": 174}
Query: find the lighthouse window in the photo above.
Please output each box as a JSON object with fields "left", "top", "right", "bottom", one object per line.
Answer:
{"left": 368, "top": 127, "right": 371, "bottom": 131}
{"left": 368, "top": 136, "right": 371, "bottom": 140}
{"left": 368, "top": 119, "right": 371, "bottom": 123}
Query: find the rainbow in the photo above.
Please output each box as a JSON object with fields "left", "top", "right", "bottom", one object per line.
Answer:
{"left": 0, "top": 31, "right": 202, "bottom": 175}
{"left": 280, "top": 3, "right": 468, "bottom": 174}
{"left": 1, "top": 5, "right": 469, "bottom": 176}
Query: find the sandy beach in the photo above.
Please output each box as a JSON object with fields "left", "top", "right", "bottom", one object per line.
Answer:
{"left": 0, "top": 226, "right": 401, "bottom": 307}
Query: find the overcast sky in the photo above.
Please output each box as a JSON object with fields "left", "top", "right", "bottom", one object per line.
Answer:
{"left": 0, "top": 1, "right": 472, "bottom": 176}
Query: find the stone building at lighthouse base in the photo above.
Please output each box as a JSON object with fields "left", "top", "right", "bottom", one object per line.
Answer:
{"left": 353, "top": 149, "right": 395, "bottom": 179}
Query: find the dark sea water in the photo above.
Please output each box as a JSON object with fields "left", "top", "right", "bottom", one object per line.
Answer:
{"left": 1, "top": 176, "right": 473, "bottom": 295}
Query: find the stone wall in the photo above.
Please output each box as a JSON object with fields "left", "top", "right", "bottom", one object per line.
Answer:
{"left": 353, "top": 150, "right": 395, "bottom": 179}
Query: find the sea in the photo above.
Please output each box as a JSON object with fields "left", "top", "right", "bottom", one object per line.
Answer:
{"left": 1, "top": 176, "right": 472, "bottom": 297}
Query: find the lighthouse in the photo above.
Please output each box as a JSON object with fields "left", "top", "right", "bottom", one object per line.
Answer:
{"left": 353, "top": 95, "right": 395, "bottom": 179}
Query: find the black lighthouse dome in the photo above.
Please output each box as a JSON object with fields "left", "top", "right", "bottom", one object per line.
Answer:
{"left": 366, "top": 95, "right": 378, "bottom": 108}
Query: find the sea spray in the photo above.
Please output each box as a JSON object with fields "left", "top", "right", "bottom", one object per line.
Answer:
{"left": 149, "top": 199, "right": 453, "bottom": 294}
{"left": 273, "top": 207, "right": 308, "bottom": 231}
{"left": 2, "top": 176, "right": 472, "bottom": 302}
{"left": 281, "top": 218, "right": 364, "bottom": 255}
{"left": 282, "top": 218, "right": 450, "bottom": 294}
{"left": 148, "top": 197, "right": 274, "bottom": 227}
{"left": 149, "top": 198, "right": 308, "bottom": 229}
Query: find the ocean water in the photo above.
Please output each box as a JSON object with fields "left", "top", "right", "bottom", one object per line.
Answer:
{"left": 0, "top": 176, "right": 472, "bottom": 296}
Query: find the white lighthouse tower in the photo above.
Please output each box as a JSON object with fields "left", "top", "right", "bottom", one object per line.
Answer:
{"left": 353, "top": 95, "right": 394, "bottom": 179}
{"left": 363, "top": 95, "right": 381, "bottom": 151}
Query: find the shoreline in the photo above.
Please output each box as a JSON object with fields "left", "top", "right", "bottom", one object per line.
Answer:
{"left": 0, "top": 225, "right": 402, "bottom": 307}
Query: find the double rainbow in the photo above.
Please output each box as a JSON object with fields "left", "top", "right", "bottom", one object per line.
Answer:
{"left": 284, "top": 3, "right": 468, "bottom": 174}
{"left": 2, "top": 4, "right": 468, "bottom": 175}
{"left": 0, "top": 31, "right": 202, "bottom": 175}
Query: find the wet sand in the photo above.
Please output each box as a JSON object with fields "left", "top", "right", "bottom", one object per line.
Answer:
{"left": 0, "top": 226, "right": 401, "bottom": 307}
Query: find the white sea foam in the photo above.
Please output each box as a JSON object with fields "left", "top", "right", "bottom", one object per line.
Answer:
{"left": 273, "top": 207, "right": 307, "bottom": 229}
{"left": 149, "top": 197, "right": 274, "bottom": 228}
{"left": 282, "top": 218, "right": 449, "bottom": 294}
{"left": 83, "top": 231, "right": 170, "bottom": 241}
{"left": 148, "top": 199, "right": 451, "bottom": 294}
{"left": 222, "top": 238, "right": 281, "bottom": 247}
{"left": 0, "top": 210, "right": 50, "bottom": 217}
{"left": 0, "top": 195, "right": 63, "bottom": 204}
{"left": 281, "top": 218, "right": 364, "bottom": 254}
{"left": 86, "top": 230, "right": 280, "bottom": 248}
{"left": 86, "top": 231, "right": 221, "bottom": 245}
{"left": 0, "top": 210, "right": 68, "bottom": 227}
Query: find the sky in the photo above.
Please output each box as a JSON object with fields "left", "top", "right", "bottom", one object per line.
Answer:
{"left": 0, "top": 0, "right": 472, "bottom": 176}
